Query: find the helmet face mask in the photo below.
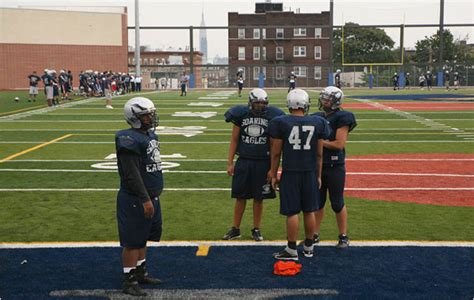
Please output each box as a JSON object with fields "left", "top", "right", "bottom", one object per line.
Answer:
{"left": 124, "top": 97, "right": 158, "bottom": 130}
{"left": 287, "top": 89, "right": 310, "bottom": 114}
{"left": 248, "top": 88, "right": 268, "bottom": 116}
{"left": 319, "top": 86, "right": 344, "bottom": 113}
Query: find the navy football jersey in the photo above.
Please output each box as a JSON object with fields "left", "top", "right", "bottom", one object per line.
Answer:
{"left": 268, "top": 115, "right": 329, "bottom": 171}
{"left": 115, "top": 128, "right": 164, "bottom": 195}
{"left": 28, "top": 75, "right": 41, "bottom": 86}
{"left": 312, "top": 110, "right": 357, "bottom": 165}
{"left": 225, "top": 105, "right": 285, "bottom": 159}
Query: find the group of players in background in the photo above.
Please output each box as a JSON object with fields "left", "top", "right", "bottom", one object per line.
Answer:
{"left": 392, "top": 70, "right": 462, "bottom": 91}
{"left": 27, "top": 69, "right": 142, "bottom": 107}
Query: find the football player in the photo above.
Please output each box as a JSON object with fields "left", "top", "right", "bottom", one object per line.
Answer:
{"left": 310, "top": 86, "right": 357, "bottom": 248}
{"left": 288, "top": 71, "right": 297, "bottom": 93}
{"left": 444, "top": 70, "right": 450, "bottom": 91}
{"left": 335, "top": 69, "right": 342, "bottom": 89}
{"left": 425, "top": 70, "right": 433, "bottom": 90}
{"left": 116, "top": 97, "right": 163, "bottom": 296}
{"left": 453, "top": 72, "right": 460, "bottom": 90}
{"left": 27, "top": 71, "right": 41, "bottom": 102}
{"left": 405, "top": 72, "right": 410, "bottom": 89}
{"left": 392, "top": 72, "right": 400, "bottom": 90}
{"left": 179, "top": 71, "right": 188, "bottom": 96}
{"left": 419, "top": 73, "right": 426, "bottom": 90}
{"left": 236, "top": 69, "right": 244, "bottom": 97}
{"left": 223, "top": 88, "right": 285, "bottom": 241}
{"left": 268, "top": 89, "right": 329, "bottom": 260}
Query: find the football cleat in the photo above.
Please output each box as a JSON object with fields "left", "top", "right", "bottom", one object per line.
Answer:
{"left": 336, "top": 234, "right": 350, "bottom": 249}
{"left": 273, "top": 247, "right": 298, "bottom": 261}
{"left": 251, "top": 228, "right": 263, "bottom": 241}
{"left": 222, "top": 227, "right": 241, "bottom": 240}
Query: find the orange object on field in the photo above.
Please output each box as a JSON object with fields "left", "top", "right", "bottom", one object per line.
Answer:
{"left": 273, "top": 260, "right": 302, "bottom": 276}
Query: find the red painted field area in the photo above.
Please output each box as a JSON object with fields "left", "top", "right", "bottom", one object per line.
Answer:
{"left": 344, "top": 102, "right": 474, "bottom": 111}
{"left": 345, "top": 154, "right": 474, "bottom": 207}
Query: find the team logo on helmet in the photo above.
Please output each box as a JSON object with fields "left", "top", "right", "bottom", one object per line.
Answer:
{"left": 248, "top": 88, "right": 269, "bottom": 116}
{"left": 124, "top": 97, "right": 158, "bottom": 130}
{"left": 319, "top": 86, "right": 344, "bottom": 112}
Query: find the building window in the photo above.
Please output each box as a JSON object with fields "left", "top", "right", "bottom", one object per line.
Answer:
{"left": 294, "top": 27, "right": 307, "bottom": 37}
{"left": 314, "top": 66, "right": 322, "bottom": 79}
{"left": 294, "top": 66, "right": 307, "bottom": 77}
{"left": 253, "top": 28, "right": 260, "bottom": 39}
{"left": 253, "top": 47, "right": 260, "bottom": 60}
{"left": 314, "top": 46, "right": 322, "bottom": 60}
{"left": 276, "top": 28, "right": 284, "bottom": 39}
{"left": 262, "top": 47, "right": 266, "bottom": 60}
{"left": 155, "top": 58, "right": 160, "bottom": 64}
{"left": 132, "top": 58, "right": 135, "bottom": 64}
{"left": 253, "top": 28, "right": 265, "bottom": 39}
{"left": 293, "top": 46, "right": 306, "bottom": 57}
{"left": 276, "top": 66, "right": 286, "bottom": 79}
{"left": 238, "top": 28, "right": 245, "bottom": 39}
{"left": 315, "top": 28, "right": 322, "bottom": 38}
{"left": 276, "top": 47, "right": 284, "bottom": 60}
{"left": 253, "top": 66, "right": 266, "bottom": 80}
{"left": 238, "top": 47, "right": 245, "bottom": 60}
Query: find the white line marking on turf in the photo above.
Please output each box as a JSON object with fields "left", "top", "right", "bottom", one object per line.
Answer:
{"left": 353, "top": 98, "right": 469, "bottom": 138}
{"left": 1, "top": 169, "right": 473, "bottom": 177}
{"left": 0, "top": 188, "right": 472, "bottom": 192}
{"left": 1, "top": 240, "right": 473, "bottom": 248}
{"left": 3, "top": 158, "right": 472, "bottom": 162}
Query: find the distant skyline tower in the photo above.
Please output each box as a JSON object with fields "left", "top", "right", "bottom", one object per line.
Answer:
{"left": 199, "top": 9, "right": 208, "bottom": 64}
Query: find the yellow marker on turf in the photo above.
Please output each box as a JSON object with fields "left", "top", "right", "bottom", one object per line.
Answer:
{"left": 0, "top": 134, "right": 73, "bottom": 163}
{"left": 196, "top": 245, "right": 210, "bottom": 256}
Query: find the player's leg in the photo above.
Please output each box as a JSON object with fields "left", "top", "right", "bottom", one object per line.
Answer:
{"left": 273, "top": 172, "right": 299, "bottom": 260}
{"left": 328, "top": 165, "right": 349, "bottom": 248}
{"left": 251, "top": 199, "right": 263, "bottom": 241}
{"left": 135, "top": 196, "right": 162, "bottom": 285}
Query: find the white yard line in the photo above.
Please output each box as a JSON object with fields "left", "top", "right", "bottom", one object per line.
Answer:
{"left": 0, "top": 188, "right": 472, "bottom": 191}
{"left": 353, "top": 98, "right": 468, "bottom": 137}
{"left": 1, "top": 240, "right": 473, "bottom": 248}
{"left": 2, "top": 158, "right": 473, "bottom": 162}
{"left": 1, "top": 168, "right": 473, "bottom": 177}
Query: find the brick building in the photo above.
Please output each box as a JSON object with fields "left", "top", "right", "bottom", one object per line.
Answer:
{"left": 0, "top": 7, "right": 128, "bottom": 90}
{"left": 228, "top": 3, "right": 331, "bottom": 87}
{"left": 128, "top": 50, "right": 203, "bottom": 88}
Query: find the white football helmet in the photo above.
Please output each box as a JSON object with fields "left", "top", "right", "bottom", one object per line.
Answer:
{"left": 336, "top": 69, "right": 341, "bottom": 73}
{"left": 248, "top": 88, "right": 268, "bottom": 116}
{"left": 319, "top": 86, "right": 344, "bottom": 112}
{"left": 124, "top": 97, "right": 158, "bottom": 130}
{"left": 287, "top": 89, "right": 310, "bottom": 114}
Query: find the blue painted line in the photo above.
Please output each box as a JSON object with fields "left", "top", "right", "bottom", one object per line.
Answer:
{"left": 0, "top": 246, "right": 473, "bottom": 299}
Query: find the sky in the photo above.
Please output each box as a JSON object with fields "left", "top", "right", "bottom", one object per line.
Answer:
{"left": 2, "top": 0, "right": 473, "bottom": 62}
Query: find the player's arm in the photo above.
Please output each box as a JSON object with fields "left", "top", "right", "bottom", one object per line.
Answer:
{"left": 316, "top": 138, "right": 323, "bottom": 189}
{"left": 269, "top": 137, "right": 283, "bottom": 190}
{"left": 227, "top": 125, "right": 240, "bottom": 176}
{"left": 118, "top": 150, "right": 154, "bottom": 218}
{"left": 323, "top": 125, "right": 349, "bottom": 151}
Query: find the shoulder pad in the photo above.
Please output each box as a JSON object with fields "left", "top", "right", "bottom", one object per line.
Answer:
{"left": 266, "top": 106, "right": 286, "bottom": 119}
{"left": 336, "top": 111, "right": 357, "bottom": 132}
{"left": 116, "top": 130, "right": 141, "bottom": 155}
{"left": 224, "top": 105, "right": 248, "bottom": 124}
